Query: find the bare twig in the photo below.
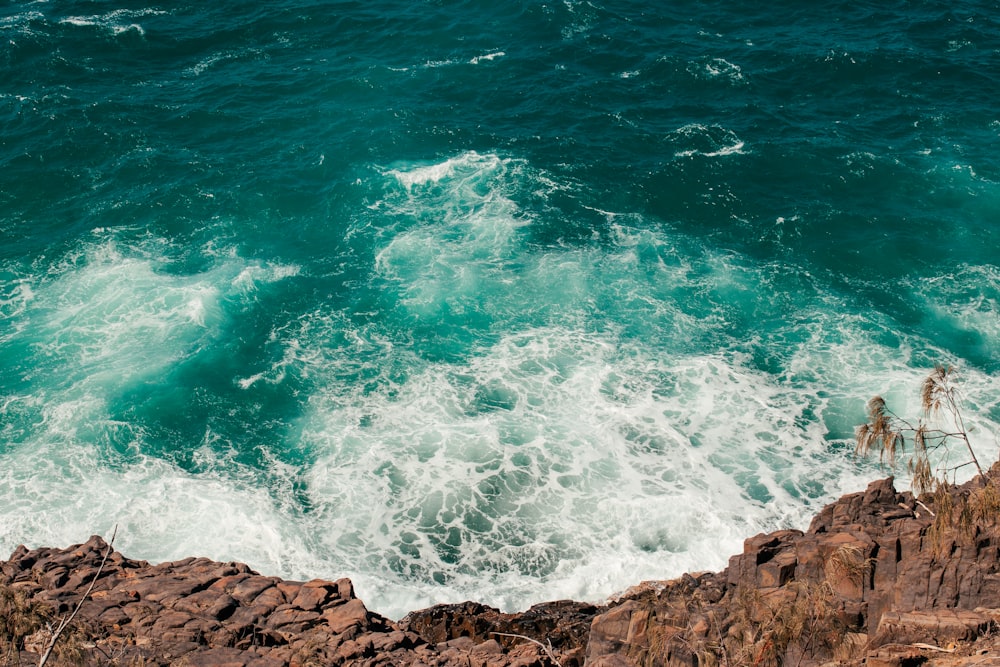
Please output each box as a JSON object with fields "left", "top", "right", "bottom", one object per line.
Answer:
{"left": 38, "top": 526, "right": 117, "bottom": 667}
{"left": 492, "top": 631, "right": 562, "bottom": 666}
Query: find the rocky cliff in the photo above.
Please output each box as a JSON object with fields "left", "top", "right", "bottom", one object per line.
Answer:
{"left": 5, "top": 468, "right": 1000, "bottom": 666}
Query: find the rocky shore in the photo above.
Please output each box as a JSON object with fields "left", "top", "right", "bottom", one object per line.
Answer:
{"left": 5, "top": 468, "right": 1000, "bottom": 666}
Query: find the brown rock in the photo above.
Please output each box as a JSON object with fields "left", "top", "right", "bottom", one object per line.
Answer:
{"left": 174, "top": 647, "right": 252, "bottom": 667}
{"left": 276, "top": 580, "right": 303, "bottom": 602}
{"left": 265, "top": 606, "right": 323, "bottom": 634}
{"left": 9, "top": 471, "right": 1000, "bottom": 666}
{"left": 758, "top": 549, "right": 797, "bottom": 587}
{"left": 172, "top": 589, "right": 238, "bottom": 620}
{"left": 875, "top": 609, "right": 994, "bottom": 646}
{"left": 324, "top": 597, "right": 369, "bottom": 635}
{"left": 335, "top": 578, "right": 355, "bottom": 600}
{"left": 587, "top": 657, "right": 634, "bottom": 667}
{"left": 211, "top": 572, "right": 255, "bottom": 594}
{"left": 402, "top": 601, "right": 501, "bottom": 644}
{"left": 291, "top": 579, "right": 337, "bottom": 611}
{"left": 587, "top": 600, "right": 640, "bottom": 661}
{"left": 230, "top": 576, "right": 282, "bottom": 605}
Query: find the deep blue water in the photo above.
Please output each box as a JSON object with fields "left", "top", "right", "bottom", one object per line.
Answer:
{"left": 2, "top": 0, "right": 1000, "bottom": 618}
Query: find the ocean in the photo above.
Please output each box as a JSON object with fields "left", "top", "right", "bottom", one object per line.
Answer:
{"left": 2, "top": 0, "right": 999, "bottom": 620}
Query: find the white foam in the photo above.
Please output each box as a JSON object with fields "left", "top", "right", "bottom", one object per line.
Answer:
{"left": 185, "top": 48, "right": 266, "bottom": 77}
{"left": 0, "top": 279, "right": 34, "bottom": 323}
{"left": 116, "top": 23, "right": 143, "bottom": 36}
{"left": 188, "top": 54, "right": 226, "bottom": 76}
{"left": 231, "top": 263, "right": 302, "bottom": 293}
{"left": 377, "top": 153, "right": 533, "bottom": 319}
{"left": 0, "top": 434, "right": 320, "bottom": 585}
{"left": 423, "top": 58, "right": 459, "bottom": 69}
{"left": 60, "top": 17, "right": 96, "bottom": 27}
{"left": 281, "top": 314, "right": 877, "bottom": 618}
{"left": 559, "top": 0, "right": 597, "bottom": 40}
{"left": 267, "top": 166, "right": 1000, "bottom": 616}
{"left": 4, "top": 231, "right": 299, "bottom": 400}
{"left": 111, "top": 23, "right": 146, "bottom": 37}
{"left": 58, "top": 8, "right": 162, "bottom": 37}
{"left": 914, "top": 265, "right": 1000, "bottom": 342}
{"left": 1, "top": 11, "right": 43, "bottom": 28}
{"left": 470, "top": 51, "right": 505, "bottom": 65}
{"left": 260, "top": 181, "right": 891, "bottom": 617}
{"left": 701, "top": 141, "right": 745, "bottom": 157}
{"left": 387, "top": 151, "right": 507, "bottom": 189}
{"left": 26, "top": 244, "right": 224, "bottom": 387}
{"left": 0, "top": 230, "right": 323, "bottom": 601}
{"left": 688, "top": 57, "right": 746, "bottom": 84}
{"left": 389, "top": 160, "right": 458, "bottom": 188}
{"left": 671, "top": 124, "right": 746, "bottom": 158}
{"left": 235, "top": 336, "right": 303, "bottom": 389}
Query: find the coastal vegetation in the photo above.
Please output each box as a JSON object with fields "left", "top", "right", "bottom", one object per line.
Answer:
{"left": 854, "top": 365, "right": 985, "bottom": 493}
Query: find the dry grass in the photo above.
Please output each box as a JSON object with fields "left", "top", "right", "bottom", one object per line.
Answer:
{"left": 927, "top": 483, "right": 957, "bottom": 558}
{"left": 855, "top": 396, "right": 905, "bottom": 467}
{"left": 1, "top": 585, "right": 51, "bottom": 667}
{"left": 970, "top": 477, "right": 1000, "bottom": 527}
{"left": 855, "top": 366, "right": 984, "bottom": 493}
{"left": 636, "top": 554, "right": 866, "bottom": 666}
{"left": 926, "top": 476, "right": 1000, "bottom": 558}
{"left": 825, "top": 543, "right": 872, "bottom": 587}
{"left": 0, "top": 587, "right": 91, "bottom": 666}
{"left": 666, "top": 579, "right": 843, "bottom": 667}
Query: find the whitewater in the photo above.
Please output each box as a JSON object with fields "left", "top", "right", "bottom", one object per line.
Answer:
{"left": 2, "top": 1, "right": 999, "bottom": 619}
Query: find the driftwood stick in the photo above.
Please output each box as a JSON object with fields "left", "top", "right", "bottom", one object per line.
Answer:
{"left": 911, "top": 642, "right": 956, "bottom": 653}
{"left": 915, "top": 500, "right": 936, "bottom": 517}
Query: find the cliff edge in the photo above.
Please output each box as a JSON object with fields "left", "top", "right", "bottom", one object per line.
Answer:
{"left": 5, "top": 468, "right": 1000, "bottom": 666}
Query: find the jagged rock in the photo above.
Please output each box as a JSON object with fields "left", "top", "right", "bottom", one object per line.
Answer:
{"left": 586, "top": 600, "right": 651, "bottom": 663}
{"left": 6, "top": 472, "right": 1000, "bottom": 665}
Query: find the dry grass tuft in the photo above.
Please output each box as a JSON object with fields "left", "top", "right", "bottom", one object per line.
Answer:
{"left": 927, "top": 483, "right": 958, "bottom": 559}
{"left": 710, "top": 583, "right": 841, "bottom": 667}
{"left": 1, "top": 585, "right": 52, "bottom": 667}
{"left": 922, "top": 478, "right": 1000, "bottom": 558}
{"left": 825, "top": 544, "right": 871, "bottom": 586}
{"left": 921, "top": 365, "right": 953, "bottom": 416}
{"left": 908, "top": 426, "right": 935, "bottom": 495}
{"left": 970, "top": 478, "right": 1000, "bottom": 527}
{"left": 855, "top": 396, "right": 905, "bottom": 467}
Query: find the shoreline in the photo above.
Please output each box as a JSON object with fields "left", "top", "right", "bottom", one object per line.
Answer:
{"left": 4, "top": 471, "right": 1000, "bottom": 666}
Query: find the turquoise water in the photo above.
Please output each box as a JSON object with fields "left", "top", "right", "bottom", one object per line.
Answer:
{"left": 2, "top": 1, "right": 999, "bottom": 619}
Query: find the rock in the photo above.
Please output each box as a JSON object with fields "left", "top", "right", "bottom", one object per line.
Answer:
{"left": 402, "top": 601, "right": 502, "bottom": 644}
{"left": 323, "top": 597, "right": 369, "bottom": 634}
{"left": 874, "top": 609, "right": 994, "bottom": 646}
{"left": 291, "top": 579, "right": 338, "bottom": 611}
{"left": 6, "top": 472, "right": 1000, "bottom": 666}
{"left": 586, "top": 600, "right": 653, "bottom": 663}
